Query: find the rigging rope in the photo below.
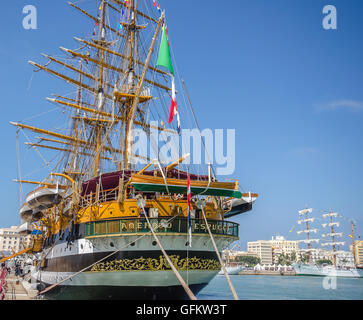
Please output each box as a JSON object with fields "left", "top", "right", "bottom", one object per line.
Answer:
{"left": 20, "top": 128, "right": 49, "bottom": 167}
{"left": 16, "top": 131, "right": 23, "bottom": 207}
{"left": 200, "top": 206, "right": 239, "bottom": 300}
{"left": 138, "top": 199, "right": 197, "bottom": 300}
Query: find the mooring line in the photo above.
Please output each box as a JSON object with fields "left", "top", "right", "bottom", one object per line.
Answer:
{"left": 201, "top": 206, "right": 239, "bottom": 300}
{"left": 139, "top": 203, "right": 197, "bottom": 300}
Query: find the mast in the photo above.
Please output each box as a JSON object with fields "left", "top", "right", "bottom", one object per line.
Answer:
{"left": 94, "top": 0, "right": 107, "bottom": 176}
{"left": 321, "top": 211, "right": 345, "bottom": 269}
{"left": 128, "top": 0, "right": 136, "bottom": 91}
{"left": 351, "top": 221, "right": 357, "bottom": 267}
{"left": 123, "top": 0, "right": 137, "bottom": 169}
{"left": 69, "top": 59, "right": 83, "bottom": 176}
{"left": 124, "top": 6, "right": 164, "bottom": 169}
{"left": 297, "top": 208, "right": 319, "bottom": 264}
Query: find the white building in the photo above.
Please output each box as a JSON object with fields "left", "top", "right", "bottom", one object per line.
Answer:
{"left": 350, "top": 240, "right": 363, "bottom": 266}
{"left": 270, "top": 236, "right": 299, "bottom": 263}
{"left": 247, "top": 241, "right": 273, "bottom": 265}
{"left": 334, "top": 250, "right": 355, "bottom": 267}
{"left": 247, "top": 236, "right": 299, "bottom": 264}
{"left": 297, "top": 248, "right": 330, "bottom": 263}
{"left": 0, "top": 226, "right": 32, "bottom": 255}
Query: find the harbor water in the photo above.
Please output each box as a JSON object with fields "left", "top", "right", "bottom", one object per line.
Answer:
{"left": 197, "top": 274, "right": 363, "bottom": 300}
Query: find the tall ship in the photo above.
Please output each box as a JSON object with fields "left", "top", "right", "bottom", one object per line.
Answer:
{"left": 293, "top": 208, "right": 363, "bottom": 278}
{"left": 2, "top": 0, "right": 258, "bottom": 299}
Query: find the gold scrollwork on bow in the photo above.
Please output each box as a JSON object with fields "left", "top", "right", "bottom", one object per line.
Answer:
{"left": 89, "top": 255, "right": 221, "bottom": 272}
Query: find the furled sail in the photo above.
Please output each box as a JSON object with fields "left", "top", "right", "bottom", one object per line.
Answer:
{"left": 298, "top": 208, "right": 313, "bottom": 215}
{"left": 322, "top": 222, "right": 340, "bottom": 228}
{"left": 297, "top": 228, "right": 319, "bottom": 234}
{"left": 322, "top": 232, "right": 343, "bottom": 238}
{"left": 321, "top": 241, "right": 345, "bottom": 247}
{"left": 297, "top": 218, "right": 315, "bottom": 224}
{"left": 298, "top": 239, "right": 320, "bottom": 244}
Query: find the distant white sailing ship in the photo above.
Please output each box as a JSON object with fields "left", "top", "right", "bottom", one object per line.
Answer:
{"left": 292, "top": 208, "right": 363, "bottom": 278}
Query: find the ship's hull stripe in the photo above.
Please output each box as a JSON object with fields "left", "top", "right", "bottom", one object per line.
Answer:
{"left": 42, "top": 250, "right": 220, "bottom": 273}
{"left": 34, "top": 270, "right": 218, "bottom": 300}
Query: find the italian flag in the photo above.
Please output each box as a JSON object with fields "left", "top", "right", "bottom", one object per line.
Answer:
{"left": 156, "top": 23, "right": 180, "bottom": 132}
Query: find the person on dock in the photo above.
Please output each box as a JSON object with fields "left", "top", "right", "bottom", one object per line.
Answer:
{"left": 15, "top": 264, "right": 22, "bottom": 277}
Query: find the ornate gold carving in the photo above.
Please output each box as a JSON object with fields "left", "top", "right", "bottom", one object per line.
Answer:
{"left": 89, "top": 255, "right": 221, "bottom": 272}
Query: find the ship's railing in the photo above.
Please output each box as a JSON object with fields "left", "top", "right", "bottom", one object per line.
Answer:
{"left": 84, "top": 218, "right": 239, "bottom": 238}
{"left": 79, "top": 187, "right": 185, "bottom": 208}
{"left": 80, "top": 188, "right": 119, "bottom": 208}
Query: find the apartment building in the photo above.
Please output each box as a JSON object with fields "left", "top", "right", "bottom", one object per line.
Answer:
{"left": 270, "top": 236, "right": 299, "bottom": 263}
{"left": 0, "top": 226, "right": 32, "bottom": 255}
{"left": 350, "top": 240, "right": 363, "bottom": 266}
{"left": 247, "top": 240, "right": 273, "bottom": 265}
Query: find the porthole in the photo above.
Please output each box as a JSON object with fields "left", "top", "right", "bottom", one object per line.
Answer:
{"left": 185, "top": 242, "right": 190, "bottom": 247}
{"left": 152, "top": 241, "right": 157, "bottom": 246}
{"left": 110, "top": 242, "right": 114, "bottom": 247}
{"left": 130, "top": 242, "right": 135, "bottom": 247}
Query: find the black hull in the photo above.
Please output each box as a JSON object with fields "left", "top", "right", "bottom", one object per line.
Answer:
{"left": 39, "top": 282, "right": 207, "bottom": 300}
{"left": 224, "top": 202, "right": 252, "bottom": 218}
{"left": 36, "top": 248, "right": 220, "bottom": 300}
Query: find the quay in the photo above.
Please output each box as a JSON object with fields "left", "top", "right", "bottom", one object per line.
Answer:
{"left": 239, "top": 270, "right": 296, "bottom": 276}
{"left": 2, "top": 274, "right": 38, "bottom": 300}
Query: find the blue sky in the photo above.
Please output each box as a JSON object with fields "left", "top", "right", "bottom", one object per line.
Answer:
{"left": 1, "top": 0, "right": 363, "bottom": 251}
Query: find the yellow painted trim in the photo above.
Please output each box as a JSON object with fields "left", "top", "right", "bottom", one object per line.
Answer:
{"left": 50, "top": 172, "right": 75, "bottom": 184}
{"left": 85, "top": 233, "right": 238, "bottom": 240}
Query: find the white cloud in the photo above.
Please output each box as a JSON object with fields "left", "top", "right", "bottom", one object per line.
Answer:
{"left": 316, "top": 100, "right": 363, "bottom": 112}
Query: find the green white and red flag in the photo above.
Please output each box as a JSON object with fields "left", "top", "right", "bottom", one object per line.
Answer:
{"left": 156, "top": 23, "right": 180, "bottom": 132}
